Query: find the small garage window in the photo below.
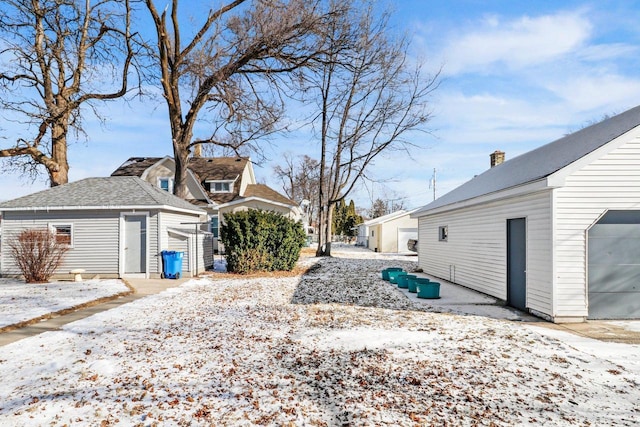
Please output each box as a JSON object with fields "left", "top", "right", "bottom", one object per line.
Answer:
{"left": 438, "top": 226, "right": 448, "bottom": 242}
{"left": 51, "top": 224, "right": 73, "bottom": 246}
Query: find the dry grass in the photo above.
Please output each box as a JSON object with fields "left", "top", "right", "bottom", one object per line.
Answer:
{"left": 201, "top": 247, "right": 319, "bottom": 280}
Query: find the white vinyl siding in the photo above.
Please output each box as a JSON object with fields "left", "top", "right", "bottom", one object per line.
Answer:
{"left": 159, "top": 212, "right": 201, "bottom": 248}
{"left": 159, "top": 211, "right": 210, "bottom": 276}
{"left": 553, "top": 135, "right": 640, "bottom": 318}
{"left": 0, "top": 209, "right": 166, "bottom": 279}
{"left": 1, "top": 210, "right": 121, "bottom": 276}
{"left": 417, "top": 191, "right": 553, "bottom": 315}
{"left": 148, "top": 212, "right": 160, "bottom": 275}
{"left": 168, "top": 231, "right": 190, "bottom": 274}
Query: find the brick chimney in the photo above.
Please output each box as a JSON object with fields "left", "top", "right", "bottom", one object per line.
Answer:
{"left": 490, "top": 150, "right": 505, "bottom": 168}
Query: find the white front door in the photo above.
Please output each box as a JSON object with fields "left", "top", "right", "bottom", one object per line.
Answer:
{"left": 124, "top": 215, "right": 147, "bottom": 274}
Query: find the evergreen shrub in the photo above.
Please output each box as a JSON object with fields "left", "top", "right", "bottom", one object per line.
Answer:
{"left": 220, "top": 210, "right": 306, "bottom": 274}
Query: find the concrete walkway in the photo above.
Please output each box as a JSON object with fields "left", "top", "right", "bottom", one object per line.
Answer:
{"left": 394, "top": 273, "right": 640, "bottom": 345}
{"left": 0, "top": 277, "right": 190, "bottom": 347}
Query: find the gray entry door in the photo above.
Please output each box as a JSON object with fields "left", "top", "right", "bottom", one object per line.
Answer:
{"left": 124, "top": 215, "right": 147, "bottom": 274}
{"left": 588, "top": 211, "right": 640, "bottom": 319}
{"left": 507, "top": 218, "right": 527, "bottom": 311}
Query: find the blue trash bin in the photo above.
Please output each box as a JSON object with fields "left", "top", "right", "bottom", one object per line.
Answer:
{"left": 161, "top": 250, "right": 184, "bottom": 279}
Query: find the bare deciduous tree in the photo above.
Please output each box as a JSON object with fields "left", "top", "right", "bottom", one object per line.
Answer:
{"left": 310, "top": 2, "right": 439, "bottom": 256}
{"left": 0, "top": 0, "right": 136, "bottom": 186}
{"left": 369, "top": 198, "right": 388, "bottom": 219}
{"left": 144, "top": 0, "right": 345, "bottom": 198}
{"left": 274, "top": 153, "right": 321, "bottom": 229}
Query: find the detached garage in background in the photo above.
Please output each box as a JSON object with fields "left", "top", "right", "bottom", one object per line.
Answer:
{"left": 363, "top": 209, "right": 418, "bottom": 253}
{"left": 412, "top": 105, "right": 640, "bottom": 322}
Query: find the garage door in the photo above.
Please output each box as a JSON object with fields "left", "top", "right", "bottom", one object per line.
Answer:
{"left": 588, "top": 210, "right": 640, "bottom": 319}
{"left": 397, "top": 228, "right": 418, "bottom": 253}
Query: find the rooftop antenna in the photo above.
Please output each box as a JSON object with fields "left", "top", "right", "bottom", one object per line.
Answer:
{"left": 429, "top": 168, "right": 436, "bottom": 201}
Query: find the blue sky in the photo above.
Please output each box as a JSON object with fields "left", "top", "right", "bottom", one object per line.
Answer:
{"left": 3, "top": 1, "right": 640, "bottom": 212}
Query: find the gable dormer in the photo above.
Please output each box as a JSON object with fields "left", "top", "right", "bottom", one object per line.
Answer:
{"left": 112, "top": 156, "right": 211, "bottom": 203}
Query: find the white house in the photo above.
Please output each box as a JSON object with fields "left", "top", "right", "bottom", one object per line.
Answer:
{"left": 111, "top": 156, "right": 302, "bottom": 251}
{"left": 0, "top": 177, "right": 211, "bottom": 279}
{"left": 412, "top": 105, "right": 640, "bottom": 322}
{"left": 358, "top": 209, "right": 418, "bottom": 253}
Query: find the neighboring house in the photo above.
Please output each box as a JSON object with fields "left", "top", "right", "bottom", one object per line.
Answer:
{"left": 0, "top": 177, "right": 212, "bottom": 279}
{"left": 355, "top": 220, "right": 370, "bottom": 247}
{"left": 111, "top": 156, "right": 302, "bottom": 251}
{"left": 359, "top": 209, "right": 418, "bottom": 253}
{"left": 412, "top": 105, "right": 640, "bottom": 322}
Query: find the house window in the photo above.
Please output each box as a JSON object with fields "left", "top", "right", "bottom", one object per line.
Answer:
{"left": 210, "top": 215, "right": 219, "bottom": 238}
{"left": 209, "top": 181, "right": 232, "bottom": 193}
{"left": 51, "top": 224, "right": 72, "bottom": 246}
{"left": 158, "top": 177, "right": 173, "bottom": 192}
{"left": 438, "top": 226, "right": 448, "bottom": 242}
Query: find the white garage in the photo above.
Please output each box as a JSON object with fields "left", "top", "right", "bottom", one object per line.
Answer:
{"left": 412, "top": 105, "right": 640, "bottom": 322}
{"left": 363, "top": 209, "right": 418, "bottom": 253}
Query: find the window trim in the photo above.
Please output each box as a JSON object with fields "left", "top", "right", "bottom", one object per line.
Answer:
{"left": 158, "top": 177, "right": 174, "bottom": 193}
{"left": 49, "top": 223, "right": 74, "bottom": 247}
{"left": 438, "top": 225, "right": 448, "bottom": 242}
{"left": 207, "top": 180, "right": 233, "bottom": 193}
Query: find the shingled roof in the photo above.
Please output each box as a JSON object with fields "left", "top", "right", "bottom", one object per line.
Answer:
{"left": 110, "top": 157, "right": 161, "bottom": 177}
{"left": 413, "top": 104, "right": 640, "bottom": 215}
{"left": 111, "top": 156, "right": 249, "bottom": 181}
{"left": 188, "top": 157, "right": 248, "bottom": 181}
{"left": 110, "top": 156, "right": 295, "bottom": 208}
{"left": 242, "top": 184, "right": 297, "bottom": 206}
{"left": 0, "top": 177, "right": 205, "bottom": 213}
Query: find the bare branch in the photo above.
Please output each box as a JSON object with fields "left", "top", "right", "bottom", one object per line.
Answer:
{"left": 308, "top": 1, "right": 439, "bottom": 256}
{"left": 0, "top": 0, "right": 139, "bottom": 186}
{"left": 144, "top": 0, "right": 348, "bottom": 198}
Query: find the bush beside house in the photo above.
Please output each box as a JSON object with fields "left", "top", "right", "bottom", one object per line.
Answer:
{"left": 9, "top": 228, "right": 69, "bottom": 283}
{"left": 220, "top": 210, "right": 306, "bottom": 274}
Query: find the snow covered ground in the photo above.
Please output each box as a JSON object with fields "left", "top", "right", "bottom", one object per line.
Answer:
{"left": 0, "top": 245, "right": 639, "bottom": 426}
{"left": 0, "top": 279, "right": 130, "bottom": 329}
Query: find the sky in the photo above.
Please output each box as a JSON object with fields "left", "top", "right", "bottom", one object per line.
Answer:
{"left": 2, "top": 0, "right": 640, "bottom": 212}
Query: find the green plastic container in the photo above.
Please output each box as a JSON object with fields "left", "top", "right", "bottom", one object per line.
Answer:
{"left": 417, "top": 281, "right": 441, "bottom": 299}
{"left": 397, "top": 274, "right": 416, "bottom": 289}
{"left": 388, "top": 269, "right": 406, "bottom": 284}
{"left": 381, "top": 267, "right": 404, "bottom": 281}
{"left": 407, "top": 276, "right": 427, "bottom": 293}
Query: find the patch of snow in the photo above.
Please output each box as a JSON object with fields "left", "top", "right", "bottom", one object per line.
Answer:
{"left": 611, "top": 321, "right": 640, "bottom": 333}
{"left": 0, "top": 245, "right": 638, "bottom": 425}
{"left": 0, "top": 279, "right": 130, "bottom": 328}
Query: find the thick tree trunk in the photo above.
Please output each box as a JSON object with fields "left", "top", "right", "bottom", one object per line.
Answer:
{"left": 173, "top": 141, "right": 190, "bottom": 198}
{"left": 315, "top": 203, "right": 334, "bottom": 257}
{"left": 48, "top": 118, "right": 69, "bottom": 186}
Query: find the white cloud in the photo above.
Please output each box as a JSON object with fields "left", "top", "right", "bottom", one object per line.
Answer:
{"left": 543, "top": 74, "right": 640, "bottom": 113}
{"left": 576, "top": 43, "right": 638, "bottom": 62}
{"left": 441, "top": 10, "right": 592, "bottom": 75}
